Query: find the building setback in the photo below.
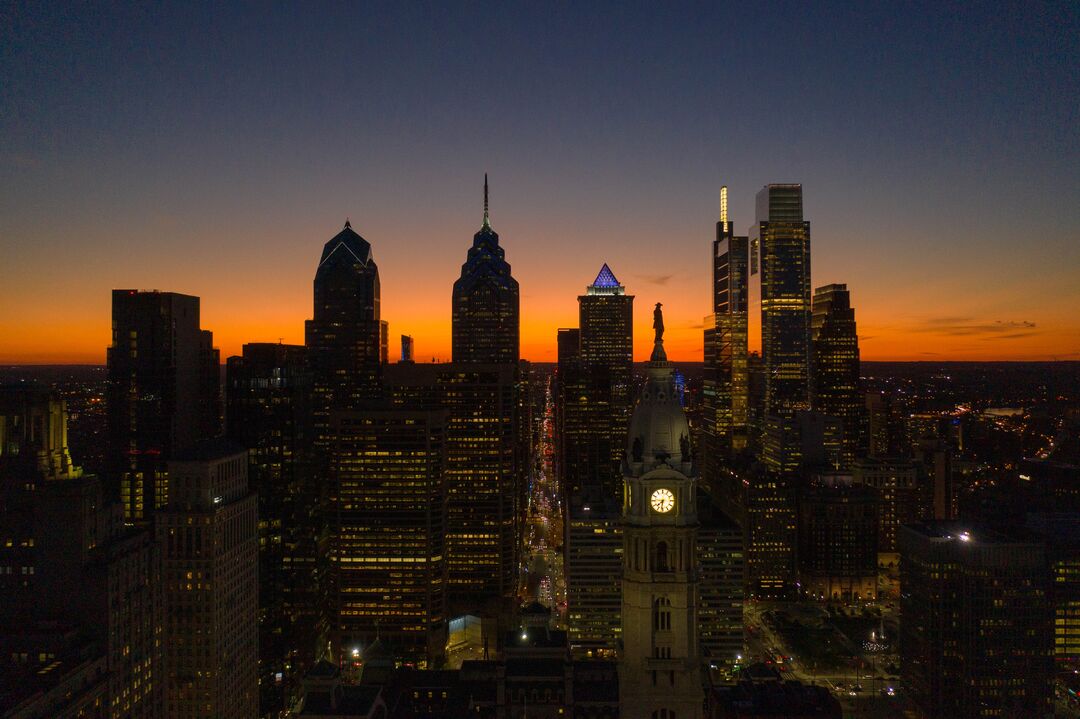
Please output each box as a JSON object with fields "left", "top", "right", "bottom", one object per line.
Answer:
{"left": 106, "top": 290, "right": 220, "bottom": 525}
{"left": 810, "top": 283, "right": 861, "bottom": 469}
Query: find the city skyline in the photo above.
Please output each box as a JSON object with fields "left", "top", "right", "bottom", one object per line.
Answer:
{"left": 2, "top": 4, "right": 1078, "bottom": 364}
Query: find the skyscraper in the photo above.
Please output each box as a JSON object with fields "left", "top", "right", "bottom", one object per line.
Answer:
{"left": 225, "top": 343, "right": 322, "bottom": 716}
{"left": 305, "top": 220, "right": 383, "bottom": 417}
{"left": 329, "top": 408, "right": 448, "bottom": 664}
{"left": 106, "top": 290, "right": 221, "bottom": 525}
{"left": 383, "top": 364, "right": 521, "bottom": 616}
{"left": 619, "top": 306, "right": 703, "bottom": 719}
{"left": 555, "top": 265, "right": 635, "bottom": 505}
{"left": 452, "top": 175, "right": 520, "bottom": 365}
{"left": 811, "top": 283, "right": 861, "bottom": 468}
{"left": 702, "top": 186, "right": 750, "bottom": 473}
{"left": 744, "top": 184, "right": 811, "bottom": 599}
{"left": 753, "top": 184, "right": 811, "bottom": 424}
{"left": 160, "top": 441, "right": 258, "bottom": 719}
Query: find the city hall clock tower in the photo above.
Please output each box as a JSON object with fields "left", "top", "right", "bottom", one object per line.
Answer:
{"left": 620, "top": 303, "right": 703, "bottom": 719}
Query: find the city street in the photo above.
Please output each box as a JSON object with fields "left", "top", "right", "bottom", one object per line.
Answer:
{"left": 519, "top": 375, "right": 567, "bottom": 623}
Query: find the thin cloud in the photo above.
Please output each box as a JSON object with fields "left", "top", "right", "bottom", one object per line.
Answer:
{"left": 913, "top": 318, "right": 1039, "bottom": 338}
{"left": 636, "top": 273, "right": 675, "bottom": 286}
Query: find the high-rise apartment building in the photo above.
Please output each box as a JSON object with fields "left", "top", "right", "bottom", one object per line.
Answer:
{"left": 899, "top": 523, "right": 1052, "bottom": 718}
{"left": 160, "top": 441, "right": 258, "bottom": 719}
{"left": 106, "top": 290, "right": 221, "bottom": 525}
{"left": 452, "top": 176, "right": 520, "bottom": 365}
{"left": 329, "top": 408, "right": 448, "bottom": 665}
{"left": 811, "top": 284, "right": 861, "bottom": 468}
{"left": 225, "top": 343, "right": 322, "bottom": 715}
{"left": 619, "top": 311, "right": 703, "bottom": 719}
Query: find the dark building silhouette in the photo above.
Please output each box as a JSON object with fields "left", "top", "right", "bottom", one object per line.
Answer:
{"left": 451, "top": 175, "right": 520, "bottom": 365}
{"left": 0, "top": 385, "right": 82, "bottom": 623}
{"left": 866, "top": 391, "right": 906, "bottom": 459}
{"left": 305, "top": 220, "right": 383, "bottom": 418}
{"left": 106, "top": 290, "right": 221, "bottom": 525}
{"left": 900, "top": 523, "right": 1052, "bottom": 719}
{"left": 226, "top": 342, "right": 322, "bottom": 716}
{"left": 557, "top": 328, "right": 581, "bottom": 363}
{"left": 810, "top": 284, "right": 861, "bottom": 468}
{"left": 853, "top": 456, "right": 919, "bottom": 560}
{"left": 1, "top": 387, "right": 163, "bottom": 719}
{"left": 160, "top": 441, "right": 258, "bottom": 718}
{"left": 797, "top": 474, "right": 878, "bottom": 601}
{"left": 329, "top": 408, "right": 448, "bottom": 665}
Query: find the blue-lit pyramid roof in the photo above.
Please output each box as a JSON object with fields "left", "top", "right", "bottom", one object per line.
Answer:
{"left": 591, "top": 263, "right": 621, "bottom": 289}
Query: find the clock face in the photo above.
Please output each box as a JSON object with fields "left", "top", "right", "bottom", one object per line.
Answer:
{"left": 650, "top": 488, "right": 675, "bottom": 513}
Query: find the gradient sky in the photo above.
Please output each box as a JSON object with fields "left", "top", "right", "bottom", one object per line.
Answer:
{"left": 2, "top": 2, "right": 1078, "bottom": 364}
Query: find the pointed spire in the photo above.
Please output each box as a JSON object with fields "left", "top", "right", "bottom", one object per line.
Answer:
{"left": 482, "top": 173, "right": 491, "bottom": 229}
{"left": 344, "top": 218, "right": 351, "bottom": 229}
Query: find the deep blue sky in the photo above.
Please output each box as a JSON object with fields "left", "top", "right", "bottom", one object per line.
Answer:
{"left": 2, "top": 2, "right": 1078, "bottom": 361}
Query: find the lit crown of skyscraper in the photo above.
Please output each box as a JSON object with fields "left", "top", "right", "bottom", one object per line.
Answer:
{"left": 318, "top": 219, "right": 374, "bottom": 268}
{"left": 457, "top": 174, "right": 515, "bottom": 290}
{"left": 586, "top": 263, "right": 625, "bottom": 296}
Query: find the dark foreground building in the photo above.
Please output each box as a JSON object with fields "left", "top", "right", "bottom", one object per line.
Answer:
{"left": 106, "top": 290, "right": 221, "bottom": 525}
{"left": 899, "top": 523, "right": 1052, "bottom": 719}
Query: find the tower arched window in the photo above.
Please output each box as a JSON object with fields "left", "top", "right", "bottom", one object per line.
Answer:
{"left": 655, "top": 541, "right": 669, "bottom": 572}
{"left": 653, "top": 596, "right": 671, "bottom": 631}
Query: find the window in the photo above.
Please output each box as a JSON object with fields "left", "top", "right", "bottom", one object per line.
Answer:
{"left": 653, "top": 596, "right": 671, "bottom": 631}
{"left": 656, "top": 541, "right": 669, "bottom": 571}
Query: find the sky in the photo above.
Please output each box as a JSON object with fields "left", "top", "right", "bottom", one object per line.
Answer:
{"left": 1, "top": 1, "right": 1078, "bottom": 364}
